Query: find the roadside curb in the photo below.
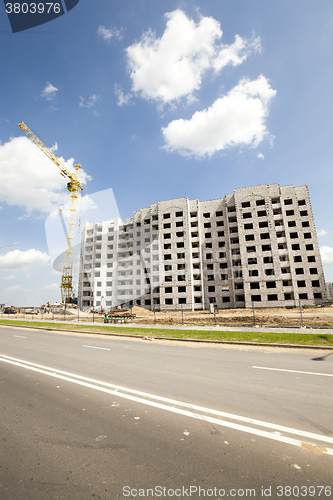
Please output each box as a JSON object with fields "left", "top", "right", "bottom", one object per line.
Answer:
{"left": 1, "top": 323, "right": 333, "bottom": 350}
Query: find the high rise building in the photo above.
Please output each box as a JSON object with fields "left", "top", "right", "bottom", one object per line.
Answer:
{"left": 78, "top": 184, "right": 325, "bottom": 310}
{"left": 325, "top": 282, "right": 333, "bottom": 301}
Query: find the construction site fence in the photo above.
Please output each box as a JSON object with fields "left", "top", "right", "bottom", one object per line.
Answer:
{"left": 1, "top": 301, "right": 331, "bottom": 329}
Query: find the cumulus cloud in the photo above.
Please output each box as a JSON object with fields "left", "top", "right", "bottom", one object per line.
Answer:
{"left": 80, "top": 194, "right": 98, "bottom": 215}
{"left": 79, "top": 94, "right": 99, "bottom": 108}
{"left": 162, "top": 75, "right": 276, "bottom": 157}
{"left": 41, "top": 82, "right": 58, "bottom": 101}
{"left": 98, "top": 26, "right": 124, "bottom": 43}
{"left": 2, "top": 275, "right": 15, "bottom": 280}
{"left": 0, "top": 249, "right": 50, "bottom": 270}
{"left": 43, "top": 283, "right": 59, "bottom": 291}
{"left": 320, "top": 246, "right": 333, "bottom": 264}
{"left": 318, "top": 229, "right": 329, "bottom": 237}
{"left": 126, "top": 10, "right": 261, "bottom": 105}
{"left": 114, "top": 84, "right": 133, "bottom": 107}
{"left": 213, "top": 34, "right": 261, "bottom": 73}
{"left": 257, "top": 153, "right": 264, "bottom": 159}
{"left": 0, "top": 136, "right": 91, "bottom": 215}
{"left": 5, "top": 284, "right": 31, "bottom": 292}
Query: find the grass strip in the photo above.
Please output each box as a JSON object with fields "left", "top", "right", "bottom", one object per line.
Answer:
{"left": 0, "top": 319, "right": 332, "bottom": 347}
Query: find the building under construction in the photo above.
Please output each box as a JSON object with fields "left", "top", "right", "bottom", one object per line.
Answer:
{"left": 78, "top": 183, "right": 326, "bottom": 310}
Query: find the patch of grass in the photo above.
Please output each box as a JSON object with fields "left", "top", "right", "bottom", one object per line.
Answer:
{"left": 0, "top": 319, "right": 332, "bottom": 347}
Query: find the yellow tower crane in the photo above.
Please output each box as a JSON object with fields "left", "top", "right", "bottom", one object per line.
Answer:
{"left": 18, "top": 121, "right": 83, "bottom": 304}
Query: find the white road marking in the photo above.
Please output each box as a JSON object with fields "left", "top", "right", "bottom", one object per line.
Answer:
{"left": 82, "top": 345, "right": 111, "bottom": 351}
{"left": 1, "top": 354, "right": 332, "bottom": 456}
{"left": 253, "top": 366, "right": 333, "bottom": 377}
{"left": 2, "top": 354, "right": 332, "bottom": 442}
{"left": 13, "top": 335, "right": 27, "bottom": 339}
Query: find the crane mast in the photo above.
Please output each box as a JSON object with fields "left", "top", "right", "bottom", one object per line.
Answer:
{"left": 18, "top": 121, "right": 83, "bottom": 304}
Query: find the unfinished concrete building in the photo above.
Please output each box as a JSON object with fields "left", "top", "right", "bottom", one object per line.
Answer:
{"left": 325, "top": 282, "right": 333, "bottom": 301}
{"left": 78, "top": 184, "right": 326, "bottom": 310}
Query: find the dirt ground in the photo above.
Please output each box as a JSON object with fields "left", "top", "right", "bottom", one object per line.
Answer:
{"left": 79, "top": 305, "right": 333, "bottom": 328}
{"left": 127, "top": 305, "right": 333, "bottom": 328}
{"left": 9, "top": 305, "right": 333, "bottom": 328}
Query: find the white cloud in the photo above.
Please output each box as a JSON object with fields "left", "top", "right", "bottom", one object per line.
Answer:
{"left": 43, "top": 283, "right": 59, "bottom": 291}
{"left": 80, "top": 194, "right": 98, "bottom": 215}
{"left": 0, "top": 249, "right": 50, "bottom": 270}
{"left": 98, "top": 26, "right": 124, "bottom": 43}
{"left": 5, "top": 284, "right": 31, "bottom": 292}
{"left": 126, "top": 10, "right": 261, "bottom": 105}
{"left": 257, "top": 153, "right": 264, "bottom": 159}
{"left": 2, "top": 275, "right": 15, "bottom": 280}
{"left": 318, "top": 229, "right": 329, "bottom": 237}
{"left": 114, "top": 84, "right": 133, "bottom": 107}
{"left": 0, "top": 136, "right": 91, "bottom": 215}
{"left": 79, "top": 95, "right": 99, "bottom": 108}
{"left": 47, "top": 194, "right": 97, "bottom": 224}
{"left": 41, "top": 82, "right": 58, "bottom": 101}
{"left": 320, "top": 246, "right": 333, "bottom": 264}
{"left": 213, "top": 34, "right": 261, "bottom": 73}
{"left": 162, "top": 75, "right": 276, "bottom": 157}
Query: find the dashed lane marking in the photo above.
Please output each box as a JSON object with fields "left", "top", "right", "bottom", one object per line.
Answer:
{"left": 253, "top": 366, "right": 333, "bottom": 377}
{"left": 82, "top": 345, "right": 111, "bottom": 351}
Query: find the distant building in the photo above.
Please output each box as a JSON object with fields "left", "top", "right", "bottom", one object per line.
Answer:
{"left": 78, "top": 183, "right": 326, "bottom": 310}
{"left": 325, "top": 282, "right": 333, "bottom": 301}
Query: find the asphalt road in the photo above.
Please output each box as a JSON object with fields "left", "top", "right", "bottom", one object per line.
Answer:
{"left": 0, "top": 325, "right": 332, "bottom": 500}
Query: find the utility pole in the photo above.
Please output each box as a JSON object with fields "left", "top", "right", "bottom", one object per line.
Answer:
{"left": 299, "top": 299, "right": 304, "bottom": 328}
{"left": 252, "top": 301, "right": 256, "bottom": 327}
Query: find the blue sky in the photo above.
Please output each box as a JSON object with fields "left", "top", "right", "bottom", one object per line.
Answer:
{"left": 1, "top": 0, "right": 333, "bottom": 306}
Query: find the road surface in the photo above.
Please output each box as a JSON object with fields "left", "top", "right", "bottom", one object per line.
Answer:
{"left": 0, "top": 325, "right": 332, "bottom": 499}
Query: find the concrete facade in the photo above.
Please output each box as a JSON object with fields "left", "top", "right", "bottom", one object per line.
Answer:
{"left": 78, "top": 184, "right": 326, "bottom": 310}
{"left": 325, "top": 282, "right": 333, "bottom": 301}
